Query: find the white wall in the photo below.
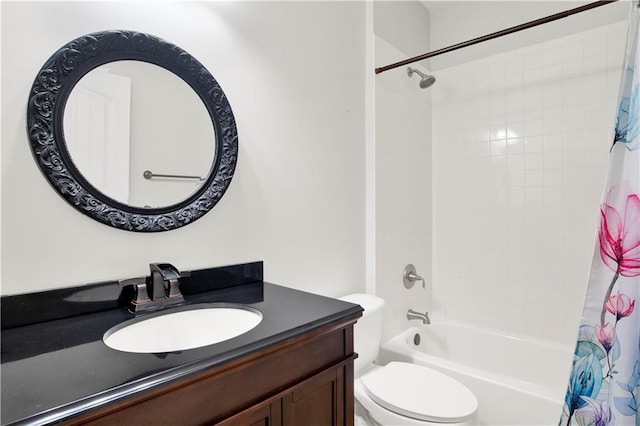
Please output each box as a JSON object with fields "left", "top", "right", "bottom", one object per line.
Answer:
{"left": 431, "top": 21, "right": 627, "bottom": 344}
{"left": 1, "top": 1, "right": 366, "bottom": 297}
{"left": 426, "top": 1, "right": 630, "bottom": 70}
{"left": 374, "top": 1, "right": 432, "bottom": 70}
{"left": 373, "top": 2, "right": 433, "bottom": 342}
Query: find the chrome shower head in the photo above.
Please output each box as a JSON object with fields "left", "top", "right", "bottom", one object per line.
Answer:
{"left": 407, "top": 67, "right": 436, "bottom": 89}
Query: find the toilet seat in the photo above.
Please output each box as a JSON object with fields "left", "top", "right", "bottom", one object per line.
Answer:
{"left": 361, "top": 362, "right": 478, "bottom": 423}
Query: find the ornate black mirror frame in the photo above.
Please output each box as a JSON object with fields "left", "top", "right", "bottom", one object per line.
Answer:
{"left": 27, "top": 30, "right": 238, "bottom": 232}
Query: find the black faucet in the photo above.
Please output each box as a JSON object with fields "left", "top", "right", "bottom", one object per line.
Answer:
{"left": 119, "top": 263, "right": 187, "bottom": 313}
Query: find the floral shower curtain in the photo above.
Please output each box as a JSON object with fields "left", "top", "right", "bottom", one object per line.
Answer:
{"left": 561, "top": 3, "right": 640, "bottom": 425}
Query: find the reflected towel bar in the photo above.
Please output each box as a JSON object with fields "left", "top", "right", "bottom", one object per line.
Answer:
{"left": 143, "top": 170, "right": 204, "bottom": 181}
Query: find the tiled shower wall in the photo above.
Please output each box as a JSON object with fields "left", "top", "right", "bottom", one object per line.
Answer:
{"left": 432, "top": 22, "right": 628, "bottom": 344}
{"left": 375, "top": 35, "right": 432, "bottom": 343}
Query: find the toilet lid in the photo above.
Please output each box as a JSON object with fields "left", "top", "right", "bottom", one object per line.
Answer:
{"left": 361, "top": 362, "right": 478, "bottom": 423}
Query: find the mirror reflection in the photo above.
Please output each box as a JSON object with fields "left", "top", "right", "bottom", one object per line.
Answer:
{"left": 63, "top": 61, "right": 216, "bottom": 208}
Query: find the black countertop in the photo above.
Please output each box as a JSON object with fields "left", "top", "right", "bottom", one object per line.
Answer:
{"left": 0, "top": 262, "right": 362, "bottom": 425}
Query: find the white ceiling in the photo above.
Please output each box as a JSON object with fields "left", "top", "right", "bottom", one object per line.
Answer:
{"left": 419, "top": 0, "right": 632, "bottom": 69}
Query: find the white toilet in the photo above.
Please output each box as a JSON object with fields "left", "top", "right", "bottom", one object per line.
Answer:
{"left": 340, "top": 294, "right": 478, "bottom": 426}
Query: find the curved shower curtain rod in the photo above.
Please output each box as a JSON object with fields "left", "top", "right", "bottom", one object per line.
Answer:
{"left": 375, "top": 0, "right": 620, "bottom": 75}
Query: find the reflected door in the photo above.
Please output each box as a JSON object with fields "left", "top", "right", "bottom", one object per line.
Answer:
{"left": 64, "top": 70, "right": 132, "bottom": 204}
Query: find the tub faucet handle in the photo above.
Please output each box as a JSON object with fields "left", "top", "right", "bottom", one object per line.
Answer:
{"left": 403, "top": 264, "right": 425, "bottom": 289}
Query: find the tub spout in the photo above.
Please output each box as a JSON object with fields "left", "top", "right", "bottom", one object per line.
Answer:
{"left": 407, "top": 309, "right": 431, "bottom": 325}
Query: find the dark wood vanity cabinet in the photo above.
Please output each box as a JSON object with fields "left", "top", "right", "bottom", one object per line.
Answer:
{"left": 220, "top": 365, "right": 347, "bottom": 426}
{"left": 62, "top": 314, "right": 359, "bottom": 426}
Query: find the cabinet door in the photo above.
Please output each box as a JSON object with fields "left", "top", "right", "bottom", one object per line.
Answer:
{"left": 216, "top": 400, "right": 282, "bottom": 426}
{"left": 282, "top": 367, "right": 345, "bottom": 426}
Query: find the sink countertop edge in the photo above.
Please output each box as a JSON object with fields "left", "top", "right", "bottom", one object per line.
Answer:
{"left": 14, "top": 308, "right": 362, "bottom": 426}
{"left": 1, "top": 280, "right": 363, "bottom": 426}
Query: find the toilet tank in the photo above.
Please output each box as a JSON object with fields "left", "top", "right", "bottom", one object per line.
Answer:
{"left": 339, "top": 293, "right": 385, "bottom": 373}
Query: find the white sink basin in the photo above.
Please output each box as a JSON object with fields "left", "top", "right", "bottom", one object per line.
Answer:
{"left": 103, "top": 304, "right": 262, "bottom": 353}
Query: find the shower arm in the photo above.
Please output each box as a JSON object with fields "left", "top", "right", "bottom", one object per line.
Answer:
{"left": 375, "top": 0, "right": 618, "bottom": 74}
{"left": 407, "top": 67, "right": 426, "bottom": 78}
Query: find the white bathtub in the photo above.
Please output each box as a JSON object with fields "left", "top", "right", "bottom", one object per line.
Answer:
{"left": 379, "top": 323, "right": 574, "bottom": 425}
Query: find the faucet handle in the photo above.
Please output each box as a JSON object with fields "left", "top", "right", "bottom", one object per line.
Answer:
{"left": 167, "top": 280, "right": 184, "bottom": 300}
{"left": 149, "top": 263, "right": 181, "bottom": 280}
{"left": 118, "top": 276, "right": 151, "bottom": 307}
{"left": 403, "top": 264, "right": 426, "bottom": 289}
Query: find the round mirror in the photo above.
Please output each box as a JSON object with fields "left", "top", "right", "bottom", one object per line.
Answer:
{"left": 27, "top": 30, "right": 238, "bottom": 232}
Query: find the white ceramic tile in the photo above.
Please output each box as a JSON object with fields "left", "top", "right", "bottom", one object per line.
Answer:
{"left": 472, "top": 126, "right": 491, "bottom": 142}
{"left": 564, "top": 130, "right": 585, "bottom": 150}
{"left": 543, "top": 83, "right": 563, "bottom": 106}
{"left": 490, "top": 106, "right": 506, "bottom": 122}
{"left": 545, "top": 115, "right": 563, "bottom": 134}
{"left": 524, "top": 136, "right": 543, "bottom": 153}
{"left": 585, "top": 111, "right": 612, "bottom": 132}
{"left": 543, "top": 46, "right": 562, "bottom": 67}
{"left": 564, "top": 85, "right": 586, "bottom": 107}
{"left": 524, "top": 68, "right": 543, "bottom": 85}
{"left": 608, "top": 49, "right": 625, "bottom": 73}
{"left": 507, "top": 108, "right": 525, "bottom": 124}
{"left": 507, "top": 121, "right": 525, "bottom": 138}
{"left": 563, "top": 79, "right": 586, "bottom": 105}
{"left": 508, "top": 171, "right": 525, "bottom": 187}
{"left": 506, "top": 54, "right": 524, "bottom": 75}
{"left": 525, "top": 119, "right": 544, "bottom": 136}
{"left": 432, "top": 24, "right": 615, "bottom": 345}
{"left": 524, "top": 187, "right": 544, "bottom": 204}
{"left": 585, "top": 72, "right": 609, "bottom": 100}
{"left": 490, "top": 124, "right": 508, "bottom": 140}
{"left": 490, "top": 139, "right": 507, "bottom": 156}
{"left": 506, "top": 138, "right": 524, "bottom": 155}
{"left": 543, "top": 63, "right": 562, "bottom": 81}
{"left": 564, "top": 168, "right": 586, "bottom": 187}
{"left": 490, "top": 60, "right": 506, "bottom": 78}
{"left": 525, "top": 170, "right": 544, "bottom": 187}
{"left": 544, "top": 134, "right": 564, "bottom": 152}
{"left": 490, "top": 155, "right": 507, "bottom": 170}
{"left": 508, "top": 186, "right": 525, "bottom": 205}
{"left": 525, "top": 152, "right": 544, "bottom": 170}
{"left": 585, "top": 147, "right": 608, "bottom": 167}
{"left": 608, "top": 70, "right": 624, "bottom": 93}
{"left": 543, "top": 103, "right": 563, "bottom": 118}
{"left": 544, "top": 169, "right": 563, "bottom": 186}
{"left": 583, "top": 32, "right": 607, "bottom": 57}
{"left": 473, "top": 63, "right": 490, "bottom": 82}
{"left": 562, "top": 40, "right": 583, "bottom": 62}
{"left": 505, "top": 72, "right": 523, "bottom": 90}
{"left": 524, "top": 107, "right": 543, "bottom": 121}
{"left": 564, "top": 111, "right": 585, "bottom": 130}
{"left": 468, "top": 156, "right": 491, "bottom": 174}
{"left": 523, "top": 50, "right": 543, "bottom": 70}
{"left": 563, "top": 149, "right": 586, "bottom": 168}
{"left": 544, "top": 186, "right": 564, "bottom": 205}
{"left": 507, "top": 153, "right": 525, "bottom": 171}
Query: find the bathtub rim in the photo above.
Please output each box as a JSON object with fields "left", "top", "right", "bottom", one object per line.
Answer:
{"left": 380, "top": 324, "right": 571, "bottom": 404}
{"left": 401, "top": 320, "right": 575, "bottom": 353}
